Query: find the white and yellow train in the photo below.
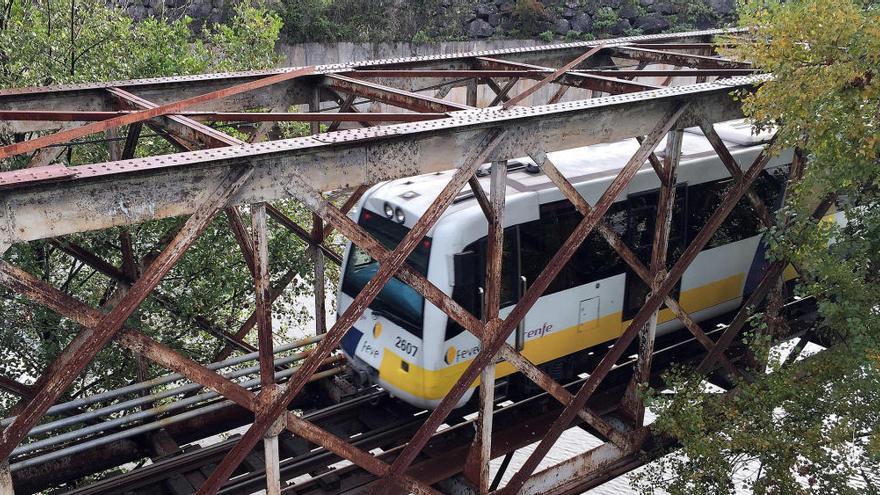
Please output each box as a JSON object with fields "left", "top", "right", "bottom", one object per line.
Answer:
{"left": 336, "top": 121, "right": 809, "bottom": 409}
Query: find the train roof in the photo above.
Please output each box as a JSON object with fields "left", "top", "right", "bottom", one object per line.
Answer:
{"left": 359, "top": 119, "right": 775, "bottom": 227}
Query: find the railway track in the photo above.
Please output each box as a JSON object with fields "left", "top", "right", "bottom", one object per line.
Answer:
{"left": 53, "top": 297, "right": 818, "bottom": 495}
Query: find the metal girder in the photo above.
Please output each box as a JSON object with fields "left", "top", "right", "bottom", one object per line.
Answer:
{"left": 502, "top": 45, "right": 605, "bottom": 108}
{"left": 0, "top": 68, "right": 314, "bottom": 160}
{"left": 477, "top": 56, "right": 663, "bottom": 96}
{"left": 0, "top": 165, "right": 253, "bottom": 460}
{"left": 0, "top": 29, "right": 736, "bottom": 117}
{"left": 324, "top": 74, "right": 473, "bottom": 113}
{"left": 612, "top": 46, "right": 751, "bottom": 69}
{"left": 0, "top": 77, "right": 753, "bottom": 245}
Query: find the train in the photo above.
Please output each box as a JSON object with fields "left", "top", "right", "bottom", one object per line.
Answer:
{"left": 335, "top": 120, "right": 814, "bottom": 410}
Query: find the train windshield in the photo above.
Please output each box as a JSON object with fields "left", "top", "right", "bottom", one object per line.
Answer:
{"left": 341, "top": 210, "right": 431, "bottom": 336}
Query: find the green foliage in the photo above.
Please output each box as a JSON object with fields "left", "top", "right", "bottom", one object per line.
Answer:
{"left": 663, "top": 0, "right": 718, "bottom": 32}
{"left": 565, "top": 30, "right": 583, "bottom": 41}
{"left": 593, "top": 6, "right": 620, "bottom": 32}
{"left": 511, "top": 0, "right": 550, "bottom": 35}
{"left": 0, "top": 0, "right": 317, "bottom": 414}
{"left": 637, "top": 0, "right": 880, "bottom": 493}
{"left": 277, "top": 0, "right": 467, "bottom": 43}
{"left": 539, "top": 30, "right": 555, "bottom": 42}
{"left": 411, "top": 29, "right": 431, "bottom": 45}
{"left": 0, "top": 0, "right": 282, "bottom": 87}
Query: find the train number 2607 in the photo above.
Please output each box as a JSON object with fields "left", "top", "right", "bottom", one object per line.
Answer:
{"left": 394, "top": 336, "right": 418, "bottom": 357}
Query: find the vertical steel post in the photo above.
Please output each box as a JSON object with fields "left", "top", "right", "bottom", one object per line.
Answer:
{"left": 467, "top": 161, "right": 506, "bottom": 493}
{"left": 309, "top": 87, "right": 327, "bottom": 335}
{"left": 467, "top": 79, "right": 478, "bottom": 107}
{"left": 264, "top": 412, "right": 285, "bottom": 495}
{"left": 264, "top": 434, "right": 281, "bottom": 495}
{"left": 0, "top": 461, "right": 12, "bottom": 495}
{"left": 312, "top": 214, "right": 327, "bottom": 335}
{"left": 621, "top": 128, "right": 683, "bottom": 426}
{"left": 251, "top": 202, "right": 274, "bottom": 389}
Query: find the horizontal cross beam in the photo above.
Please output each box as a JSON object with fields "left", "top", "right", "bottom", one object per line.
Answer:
{"left": 0, "top": 78, "right": 751, "bottom": 245}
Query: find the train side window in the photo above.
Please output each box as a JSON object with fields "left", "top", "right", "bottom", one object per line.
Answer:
{"left": 445, "top": 228, "right": 518, "bottom": 340}
{"left": 622, "top": 186, "right": 686, "bottom": 320}
{"left": 519, "top": 200, "right": 627, "bottom": 297}
{"left": 687, "top": 179, "right": 764, "bottom": 249}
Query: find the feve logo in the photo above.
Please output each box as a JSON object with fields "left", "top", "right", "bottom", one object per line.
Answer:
{"left": 444, "top": 346, "right": 456, "bottom": 365}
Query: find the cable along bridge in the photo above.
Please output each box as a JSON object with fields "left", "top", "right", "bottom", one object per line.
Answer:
{"left": 0, "top": 28, "right": 829, "bottom": 495}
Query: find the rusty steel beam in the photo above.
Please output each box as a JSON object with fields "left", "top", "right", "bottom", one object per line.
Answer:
{"left": 194, "top": 130, "right": 507, "bottom": 495}
{"left": 251, "top": 203, "right": 274, "bottom": 389}
{"left": 321, "top": 185, "right": 369, "bottom": 241}
{"left": 311, "top": 214, "right": 327, "bottom": 335}
{"left": 0, "top": 67, "right": 313, "bottom": 159}
{"left": 0, "top": 378, "right": 32, "bottom": 399}
{"left": 324, "top": 74, "right": 473, "bottom": 113}
{"left": 486, "top": 77, "right": 520, "bottom": 106}
{"left": 108, "top": 87, "right": 246, "bottom": 149}
{"left": 0, "top": 76, "right": 752, "bottom": 245}
{"left": 466, "top": 160, "right": 506, "bottom": 493}
{"left": 503, "top": 45, "right": 605, "bottom": 108}
{"left": 372, "top": 106, "right": 688, "bottom": 494}
{"left": 478, "top": 56, "right": 663, "bottom": 96}
{"left": 225, "top": 206, "right": 257, "bottom": 277}
{"left": 697, "top": 117, "right": 775, "bottom": 227}
{"left": 0, "top": 258, "right": 433, "bottom": 495}
{"left": 498, "top": 133, "right": 778, "bottom": 494}
{"left": 0, "top": 110, "right": 448, "bottom": 124}
{"left": 579, "top": 68, "right": 755, "bottom": 78}
{"left": 612, "top": 46, "right": 751, "bottom": 69}
{"left": 0, "top": 165, "right": 253, "bottom": 461}
{"left": 343, "top": 69, "right": 542, "bottom": 79}
{"left": 621, "top": 128, "right": 682, "bottom": 426}
{"left": 265, "top": 204, "right": 342, "bottom": 265}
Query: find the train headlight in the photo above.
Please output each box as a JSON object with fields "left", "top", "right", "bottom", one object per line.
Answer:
{"left": 383, "top": 202, "right": 394, "bottom": 219}
{"left": 373, "top": 322, "right": 382, "bottom": 338}
{"left": 394, "top": 207, "right": 405, "bottom": 224}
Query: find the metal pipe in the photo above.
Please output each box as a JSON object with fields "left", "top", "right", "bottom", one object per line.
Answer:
{"left": 20, "top": 347, "right": 319, "bottom": 437}
{"left": 1, "top": 333, "right": 324, "bottom": 426}
{"left": 10, "top": 366, "right": 343, "bottom": 465}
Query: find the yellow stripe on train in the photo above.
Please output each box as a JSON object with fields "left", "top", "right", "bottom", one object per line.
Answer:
{"left": 380, "top": 273, "right": 745, "bottom": 401}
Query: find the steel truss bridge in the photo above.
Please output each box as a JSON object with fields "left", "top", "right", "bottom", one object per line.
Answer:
{"left": 0, "top": 28, "right": 832, "bottom": 495}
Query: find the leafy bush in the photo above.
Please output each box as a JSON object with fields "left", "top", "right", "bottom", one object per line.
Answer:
{"left": 512, "top": 0, "right": 550, "bottom": 35}
{"left": 539, "top": 30, "right": 555, "bottom": 41}
{"left": 592, "top": 6, "right": 620, "bottom": 32}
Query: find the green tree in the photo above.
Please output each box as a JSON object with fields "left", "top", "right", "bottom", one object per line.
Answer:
{"left": 634, "top": 1, "right": 880, "bottom": 493}
{"left": 0, "top": 0, "right": 327, "bottom": 415}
